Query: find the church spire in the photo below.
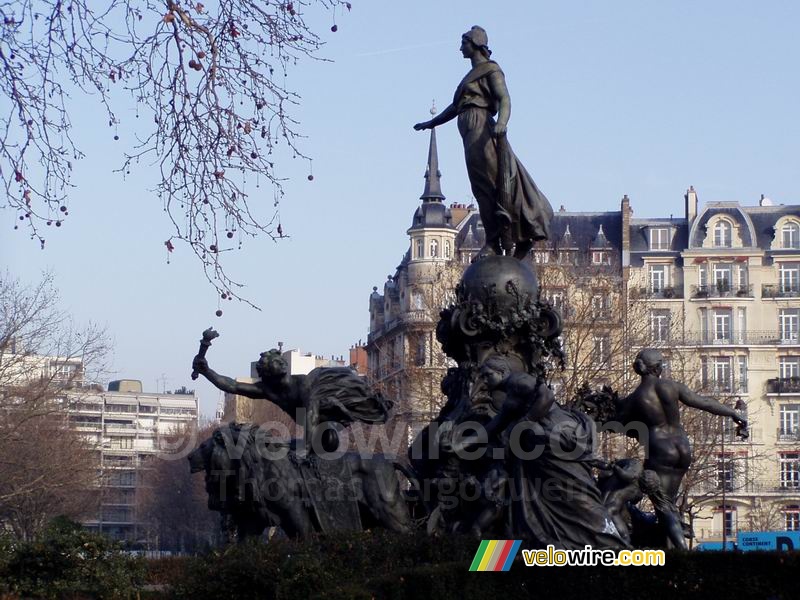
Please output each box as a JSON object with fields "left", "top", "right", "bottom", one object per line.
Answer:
{"left": 420, "top": 101, "right": 445, "bottom": 203}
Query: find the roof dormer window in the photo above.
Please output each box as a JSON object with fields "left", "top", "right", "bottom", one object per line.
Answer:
{"left": 782, "top": 222, "right": 800, "bottom": 250}
{"left": 713, "top": 220, "right": 732, "bottom": 248}
{"left": 649, "top": 227, "right": 670, "bottom": 251}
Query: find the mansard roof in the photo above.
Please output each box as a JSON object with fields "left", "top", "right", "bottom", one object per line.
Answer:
{"left": 688, "top": 202, "right": 758, "bottom": 248}
{"left": 550, "top": 212, "right": 623, "bottom": 251}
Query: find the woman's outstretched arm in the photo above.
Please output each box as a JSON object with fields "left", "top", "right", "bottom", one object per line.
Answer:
{"left": 414, "top": 103, "right": 458, "bottom": 130}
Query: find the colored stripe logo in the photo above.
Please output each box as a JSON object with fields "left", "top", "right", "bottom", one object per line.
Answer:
{"left": 469, "top": 540, "right": 522, "bottom": 571}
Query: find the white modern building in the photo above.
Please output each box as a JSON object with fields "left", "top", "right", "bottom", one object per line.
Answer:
{"left": 70, "top": 379, "right": 198, "bottom": 542}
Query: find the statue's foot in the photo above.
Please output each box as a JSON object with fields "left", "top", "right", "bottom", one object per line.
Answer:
{"left": 513, "top": 241, "right": 533, "bottom": 260}
{"left": 473, "top": 243, "right": 501, "bottom": 262}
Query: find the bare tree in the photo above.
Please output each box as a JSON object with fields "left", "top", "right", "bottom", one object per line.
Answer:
{"left": 1, "top": 1, "right": 349, "bottom": 306}
{"left": 138, "top": 421, "right": 222, "bottom": 552}
{"left": 0, "top": 271, "right": 110, "bottom": 540}
{"left": 535, "top": 249, "right": 650, "bottom": 404}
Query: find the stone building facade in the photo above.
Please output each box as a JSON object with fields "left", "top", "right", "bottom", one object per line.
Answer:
{"left": 366, "top": 126, "right": 800, "bottom": 544}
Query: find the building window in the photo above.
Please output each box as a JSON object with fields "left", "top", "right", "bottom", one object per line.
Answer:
{"left": 110, "top": 437, "right": 134, "bottom": 450}
{"left": 779, "top": 263, "right": 800, "bottom": 293}
{"left": 782, "top": 222, "right": 800, "bottom": 249}
{"left": 713, "top": 309, "right": 732, "bottom": 344}
{"left": 713, "top": 264, "right": 733, "bottom": 293}
{"left": 444, "top": 240, "right": 451, "bottom": 259}
{"left": 713, "top": 220, "right": 733, "bottom": 248}
{"left": 544, "top": 290, "right": 565, "bottom": 313}
{"left": 416, "top": 239, "right": 424, "bottom": 259}
{"left": 779, "top": 452, "right": 800, "bottom": 488}
{"left": 738, "top": 356, "right": 748, "bottom": 393}
{"left": 649, "top": 265, "right": 668, "bottom": 293}
{"left": 785, "top": 506, "right": 800, "bottom": 531}
{"left": 649, "top": 227, "right": 670, "bottom": 250}
{"left": 430, "top": 239, "right": 438, "bottom": 258}
{"left": 780, "top": 309, "right": 800, "bottom": 343}
{"left": 780, "top": 357, "right": 800, "bottom": 380}
{"left": 780, "top": 405, "right": 800, "bottom": 440}
{"left": 592, "top": 251, "right": 610, "bottom": 265}
{"left": 722, "top": 507, "right": 737, "bottom": 537}
{"left": 414, "top": 336, "right": 426, "bottom": 367}
{"left": 558, "top": 250, "right": 576, "bottom": 265}
{"left": 591, "top": 294, "right": 610, "bottom": 319}
{"left": 650, "top": 309, "right": 671, "bottom": 342}
{"left": 411, "top": 290, "right": 424, "bottom": 310}
{"left": 534, "top": 251, "right": 550, "bottom": 264}
{"left": 703, "top": 356, "right": 733, "bottom": 392}
{"left": 716, "top": 455, "right": 735, "bottom": 492}
{"left": 592, "top": 335, "right": 610, "bottom": 366}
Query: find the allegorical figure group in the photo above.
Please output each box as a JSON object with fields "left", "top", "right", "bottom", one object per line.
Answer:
{"left": 187, "top": 26, "right": 746, "bottom": 550}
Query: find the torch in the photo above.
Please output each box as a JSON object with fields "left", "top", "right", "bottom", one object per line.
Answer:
{"left": 191, "top": 327, "right": 219, "bottom": 380}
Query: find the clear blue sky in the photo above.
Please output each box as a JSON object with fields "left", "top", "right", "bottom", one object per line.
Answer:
{"left": 3, "top": 1, "right": 799, "bottom": 418}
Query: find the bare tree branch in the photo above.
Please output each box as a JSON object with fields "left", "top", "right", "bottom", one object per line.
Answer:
{"left": 1, "top": 1, "right": 349, "bottom": 307}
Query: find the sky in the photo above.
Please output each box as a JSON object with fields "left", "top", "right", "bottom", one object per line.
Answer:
{"left": 3, "top": 1, "right": 799, "bottom": 418}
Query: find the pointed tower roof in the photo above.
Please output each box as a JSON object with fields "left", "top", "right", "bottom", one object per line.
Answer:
{"left": 420, "top": 102, "right": 445, "bottom": 202}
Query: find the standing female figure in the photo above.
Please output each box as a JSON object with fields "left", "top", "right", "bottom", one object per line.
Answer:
{"left": 414, "top": 26, "right": 553, "bottom": 259}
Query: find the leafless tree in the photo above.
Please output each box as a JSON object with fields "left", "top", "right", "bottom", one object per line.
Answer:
{"left": 138, "top": 420, "right": 222, "bottom": 551}
{"left": 1, "top": 1, "right": 349, "bottom": 306}
{"left": 0, "top": 270, "right": 110, "bottom": 540}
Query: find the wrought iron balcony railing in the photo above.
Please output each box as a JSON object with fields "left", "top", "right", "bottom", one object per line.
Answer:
{"left": 690, "top": 284, "right": 753, "bottom": 299}
{"left": 776, "top": 426, "right": 800, "bottom": 441}
{"left": 631, "top": 330, "right": 800, "bottom": 346}
{"left": 762, "top": 284, "right": 800, "bottom": 299}
{"left": 630, "top": 286, "right": 684, "bottom": 300}
{"left": 767, "top": 377, "right": 800, "bottom": 394}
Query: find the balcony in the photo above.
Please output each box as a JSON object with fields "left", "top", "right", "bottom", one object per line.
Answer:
{"left": 692, "top": 479, "right": 800, "bottom": 495}
{"left": 630, "top": 286, "right": 683, "bottom": 300}
{"left": 104, "top": 422, "right": 136, "bottom": 433}
{"left": 690, "top": 284, "right": 753, "bottom": 299}
{"left": 766, "top": 378, "right": 800, "bottom": 395}
{"left": 776, "top": 427, "right": 800, "bottom": 442}
{"left": 677, "top": 331, "right": 797, "bottom": 346}
{"left": 762, "top": 284, "right": 800, "bottom": 299}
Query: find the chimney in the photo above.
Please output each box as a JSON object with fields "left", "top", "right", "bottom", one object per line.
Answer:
{"left": 621, "top": 194, "right": 631, "bottom": 268}
{"left": 685, "top": 186, "right": 698, "bottom": 224}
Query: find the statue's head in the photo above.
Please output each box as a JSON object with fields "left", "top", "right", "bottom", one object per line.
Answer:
{"left": 461, "top": 25, "right": 491, "bottom": 59}
{"left": 479, "top": 355, "right": 512, "bottom": 390}
{"left": 256, "top": 349, "right": 289, "bottom": 380}
{"left": 633, "top": 349, "right": 664, "bottom": 377}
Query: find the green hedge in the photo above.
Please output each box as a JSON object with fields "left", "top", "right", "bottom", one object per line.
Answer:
{"left": 156, "top": 531, "right": 799, "bottom": 600}
{"left": 0, "top": 517, "right": 144, "bottom": 599}
{"left": 3, "top": 525, "right": 797, "bottom": 599}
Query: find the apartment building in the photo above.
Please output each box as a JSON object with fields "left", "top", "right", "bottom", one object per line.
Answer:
{"left": 70, "top": 380, "right": 198, "bottom": 542}
{"left": 366, "top": 123, "right": 800, "bottom": 544}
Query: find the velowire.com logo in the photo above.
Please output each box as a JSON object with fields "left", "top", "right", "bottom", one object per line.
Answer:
{"left": 469, "top": 540, "right": 522, "bottom": 572}
{"left": 470, "top": 541, "right": 666, "bottom": 570}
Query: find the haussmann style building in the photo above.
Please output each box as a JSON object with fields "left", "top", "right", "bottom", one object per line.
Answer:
{"left": 366, "top": 125, "right": 800, "bottom": 546}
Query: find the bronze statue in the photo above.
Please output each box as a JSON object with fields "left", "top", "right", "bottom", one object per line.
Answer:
{"left": 616, "top": 348, "right": 748, "bottom": 503}
{"left": 414, "top": 25, "right": 553, "bottom": 259}
{"left": 188, "top": 423, "right": 413, "bottom": 539}
{"left": 598, "top": 458, "right": 686, "bottom": 549}
{"left": 192, "top": 343, "right": 392, "bottom": 454}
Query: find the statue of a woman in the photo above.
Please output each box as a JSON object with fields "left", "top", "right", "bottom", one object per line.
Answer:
{"left": 414, "top": 26, "right": 553, "bottom": 260}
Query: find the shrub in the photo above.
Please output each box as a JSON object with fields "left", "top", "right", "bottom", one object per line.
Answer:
{"left": 0, "top": 517, "right": 145, "bottom": 599}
